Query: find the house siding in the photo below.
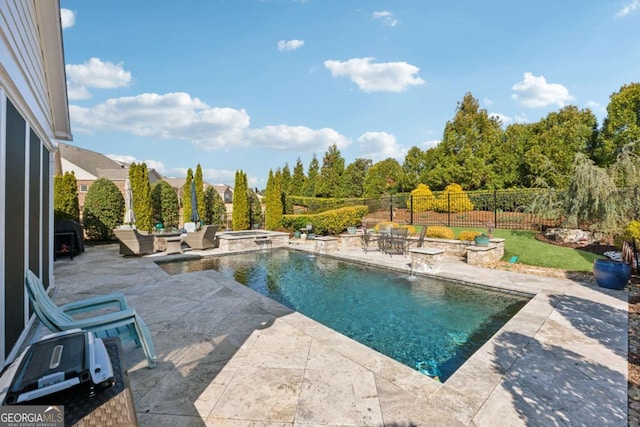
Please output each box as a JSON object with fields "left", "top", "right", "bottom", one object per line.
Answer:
{"left": 0, "top": 0, "right": 70, "bottom": 364}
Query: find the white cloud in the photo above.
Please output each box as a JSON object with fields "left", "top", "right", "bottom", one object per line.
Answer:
{"left": 616, "top": 0, "right": 639, "bottom": 17}
{"left": 69, "top": 92, "right": 250, "bottom": 149}
{"left": 515, "top": 113, "right": 528, "bottom": 123}
{"left": 69, "top": 92, "right": 349, "bottom": 153}
{"left": 66, "top": 58, "right": 132, "bottom": 100}
{"left": 372, "top": 10, "right": 398, "bottom": 27}
{"left": 247, "top": 125, "right": 350, "bottom": 151}
{"left": 489, "top": 112, "right": 513, "bottom": 126}
{"left": 357, "top": 131, "right": 406, "bottom": 161}
{"left": 60, "top": 8, "right": 75, "bottom": 29}
{"left": 422, "top": 140, "right": 440, "bottom": 150}
{"left": 324, "top": 57, "right": 425, "bottom": 92}
{"left": 511, "top": 72, "right": 574, "bottom": 108}
{"left": 483, "top": 97, "right": 494, "bottom": 106}
{"left": 277, "top": 39, "right": 305, "bottom": 52}
{"left": 586, "top": 100, "right": 606, "bottom": 113}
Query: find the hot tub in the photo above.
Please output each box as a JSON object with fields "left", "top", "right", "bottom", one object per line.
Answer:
{"left": 216, "top": 230, "right": 289, "bottom": 252}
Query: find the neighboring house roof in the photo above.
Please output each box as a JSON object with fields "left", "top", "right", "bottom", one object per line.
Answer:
{"left": 57, "top": 142, "right": 126, "bottom": 178}
{"left": 57, "top": 142, "right": 164, "bottom": 183}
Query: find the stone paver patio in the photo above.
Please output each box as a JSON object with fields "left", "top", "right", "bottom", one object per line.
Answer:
{"left": 47, "top": 241, "right": 627, "bottom": 426}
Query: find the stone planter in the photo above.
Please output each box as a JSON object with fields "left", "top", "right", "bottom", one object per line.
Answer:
{"left": 593, "top": 259, "right": 631, "bottom": 290}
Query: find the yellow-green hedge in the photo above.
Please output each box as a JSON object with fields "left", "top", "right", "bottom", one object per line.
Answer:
{"left": 434, "top": 183, "right": 474, "bottom": 213}
{"left": 426, "top": 226, "right": 455, "bottom": 239}
{"left": 281, "top": 205, "right": 369, "bottom": 235}
{"left": 410, "top": 183, "right": 436, "bottom": 213}
{"left": 625, "top": 221, "right": 640, "bottom": 240}
{"left": 457, "top": 230, "right": 482, "bottom": 241}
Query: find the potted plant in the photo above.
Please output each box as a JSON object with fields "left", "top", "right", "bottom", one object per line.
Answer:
{"left": 474, "top": 233, "right": 490, "bottom": 246}
{"left": 593, "top": 259, "right": 631, "bottom": 290}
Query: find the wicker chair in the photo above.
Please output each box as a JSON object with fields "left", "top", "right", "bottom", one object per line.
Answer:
{"left": 183, "top": 225, "right": 219, "bottom": 250}
{"left": 113, "top": 228, "right": 155, "bottom": 256}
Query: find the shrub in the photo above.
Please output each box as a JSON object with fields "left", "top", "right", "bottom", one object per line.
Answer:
{"left": 457, "top": 230, "right": 482, "bottom": 241}
{"left": 434, "top": 183, "right": 474, "bottom": 213}
{"left": 281, "top": 206, "right": 368, "bottom": 235}
{"left": 151, "top": 180, "right": 179, "bottom": 229}
{"left": 83, "top": 178, "right": 124, "bottom": 241}
{"left": 410, "top": 184, "right": 435, "bottom": 213}
{"left": 625, "top": 221, "right": 640, "bottom": 241}
{"left": 426, "top": 226, "right": 455, "bottom": 239}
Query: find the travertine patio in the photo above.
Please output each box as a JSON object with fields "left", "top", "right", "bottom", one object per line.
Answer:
{"left": 47, "top": 241, "right": 627, "bottom": 426}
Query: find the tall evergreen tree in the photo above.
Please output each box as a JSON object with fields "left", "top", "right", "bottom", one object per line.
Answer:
{"left": 281, "top": 163, "right": 292, "bottom": 195}
{"left": 429, "top": 92, "right": 503, "bottom": 190}
{"left": 232, "top": 170, "right": 250, "bottom": 230}
{"left": 195, "top": 164, "right": 205, "bottom": 217}
{"left": 54, "top": 171, "right": 80, "bottom": 221}
{"left": 316, "top": 144, "right": 345, "bottom": 198}
{"left": 83, "top": 178, "right": 124, "bottom": 240}
{"left": 129, "top": 162, "right": 153, "bottom": 232}
{"left": 150, "top": 180, "right": 180, "bottom": 229}
{"left": 290, "top": 158, "right": 306, "bottom": 196}
{"left": 400, "top": 147, "right": 428, "bottom": 192}
{"left": 264, "top": 169, "right": 283, "bottom": 230}
{"left": 203, "top": 186, "right": 227, "bottom": 227}
{"left": 303, "top": 154, "right": 319, "bottom": 197}
{"left": 182, "top": 168, "right": 194, "bottom": 225}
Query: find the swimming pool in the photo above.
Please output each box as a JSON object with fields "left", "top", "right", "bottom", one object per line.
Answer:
{"left": 159, "top": 249, "right": 529, "bottom": 381}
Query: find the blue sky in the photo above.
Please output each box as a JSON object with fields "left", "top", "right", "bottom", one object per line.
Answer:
{"left": 60, "top": 0, "right": 640, "bottom": 188}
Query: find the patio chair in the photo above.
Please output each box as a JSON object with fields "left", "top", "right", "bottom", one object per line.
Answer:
{"left": 183, "top": 225, "right": 219, "bottom": 250}
{"left": 361, "top": 226, "right": 379, "bottom": 253}
{"left": 407, "top": 226, "right": 428, "bottom": 249}
{"left": 113, "top": 228, "right": 155, "bottom": 256}
{"left": 387, "top": 227, "right": 409, "bottom": 256}
{"left": 25, "top": 269, "right": 157, "bottom": 368}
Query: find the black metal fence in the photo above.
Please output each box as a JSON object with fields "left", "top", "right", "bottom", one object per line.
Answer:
{"left": 357, "top": 189, "right": 558, "bottom": 231}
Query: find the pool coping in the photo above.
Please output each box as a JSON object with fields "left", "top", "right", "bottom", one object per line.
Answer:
{"left": 51, "top": 243, "right": 628, "bottom": 425}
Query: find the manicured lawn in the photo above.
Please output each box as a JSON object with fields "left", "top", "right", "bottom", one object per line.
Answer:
{"left": 450, "top": 228, "right": 603, "bottom": 272}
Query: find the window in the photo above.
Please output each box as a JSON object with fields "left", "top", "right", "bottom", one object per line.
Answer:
{"left": 79, "top": 184, "right": 88, "bottom": 192}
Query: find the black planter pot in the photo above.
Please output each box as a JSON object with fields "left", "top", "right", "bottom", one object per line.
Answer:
{"left": 593, "top": 259, "right": 631, "bottom": 290}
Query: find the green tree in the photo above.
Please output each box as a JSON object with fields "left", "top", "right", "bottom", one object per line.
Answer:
{"left": 54, "top": 171, "right": 79, "bottom": 221}
{"left": 316, "top": 144, "right": 345, "bottom": 198}
{"left": 232, "top": 170, "right": 250, "bottom": 230}
{"left": 400, "top": 147, "right": 428, "bottom": 192}
{"left": 182, "top": 168, "right": 194, "bottom": 224}
{"left": 129, "top": 163, "right": 153, "bottom": 232}
{"left": 281, "top": 163, "right": 292, "bottom": 194}
{"left": 342, "top": 158, "right": 372, "bottom": 197}
{"left": 495, "top": 123, "right": 533, "bottom": 188}
{"left": 265, "top": 169, "right": 284, "bottom": 230}
{"left": 248, "top": 187, "right": 262, "bottom": 227}
{"left": 290, "top": 158, "right": 306, "bottom": 196}
{"left": 83, "top": 178, "right": 124, "bottom": 240}
{"left": 523, "top": 106, "right": 597, "bottom": 188}
{"left": 429, "top": 92, "right": 503, "bottom": 190}
{"left": 194, "top": 164, "right": 205, "bottom": 218}
{"left": 303, "top": 154, "right": 320, "bottom": 197}
{"left": 151, "top": 180, "right": 179, "bottom": 229}
{"left": 203, "top": 186, "right": 227, "bottom": 227}
{"left": 363, "top": 158, "right": 402, "bottom": 198}
{"left": 597, "top": 82, "right": 640, "bottom": 166}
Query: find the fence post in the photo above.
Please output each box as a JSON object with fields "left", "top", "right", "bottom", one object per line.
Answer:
{"left": 410, "top": 195, "right": 413, "bottom": 225}
{"left": 447, "top": 193, "right": 451, "bottom": 227}
{"left": 389, "top": 195, "right": 394, "bottom": 221}
{"left": 494, "top": 189, "right": 498, "bottom": 228}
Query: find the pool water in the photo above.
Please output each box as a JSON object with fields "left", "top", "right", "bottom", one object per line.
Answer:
{"left": 159, "top": 250, "right": 529, "bottom": 381}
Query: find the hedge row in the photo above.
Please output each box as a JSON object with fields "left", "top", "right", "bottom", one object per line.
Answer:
{"left": 289, "top": 196, "right": 367, "bottom": 213}
{"left": 281, "top": 205, "right": 369, "bottom": 235}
